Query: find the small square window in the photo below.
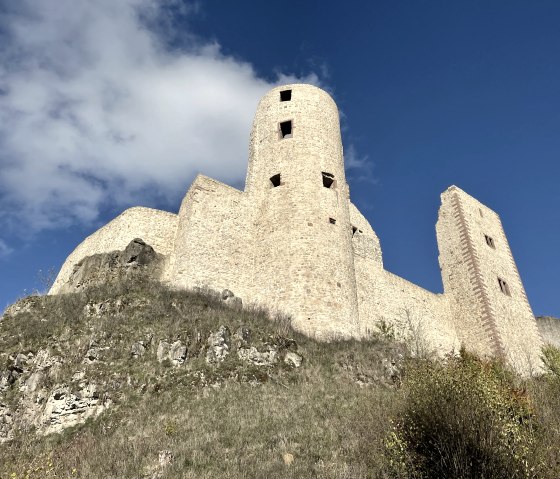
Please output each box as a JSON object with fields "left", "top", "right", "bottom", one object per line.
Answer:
{"left": 280, "top": 120, "right": 292, "bottom": 139}
{"left": 280, "top": 89, "right": 292, "bottom": 101}
{"left": 329, "top": 217, "right": 336, "bottom": 225}
{"left": 498, "top": 278, "right": 510, "bottom": 296}
{"left": 322, "top": 172, "right": 335, "bottom": 189}
{"left": 270, "top": 174, "right": 281, "bottom": 187}
{"left": 484, "top": 235, "right": 495, "bottom": 248}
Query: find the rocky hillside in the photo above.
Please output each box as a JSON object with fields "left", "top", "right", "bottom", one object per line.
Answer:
{"left": 0, "top": 241, "right": 404, "bottom": 478}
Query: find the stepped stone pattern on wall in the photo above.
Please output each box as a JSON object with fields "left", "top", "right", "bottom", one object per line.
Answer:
{"left": 50, "top": 84, "right": 544, "bottom": 375}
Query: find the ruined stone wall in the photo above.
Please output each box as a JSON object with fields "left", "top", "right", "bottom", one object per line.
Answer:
{"left": 50, "top": 207, "right": 178, "bottom": 294}
{"left": 437, "top": 186, "right": 543, "bottom": 373}
{"left": 167, "top": 175, "right": 253, "bottom": 299}
{"left": 246, "top": 84, "right": 359, "bottom": 338}
{"left": 537, "top": 317, "right": 560, "bottom": 349}
{"left": 350, "top": 202, "right": 458, "bottom": 355}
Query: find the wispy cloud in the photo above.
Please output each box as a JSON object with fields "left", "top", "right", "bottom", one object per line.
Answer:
{"left": 344, "top": 144, "right": 377, "bottom": 184}
{"left": 0, "top": 0, "right": 319, "bottom": 235}
{"left": 0, "top": 239, "right": 13, "bottom": 259}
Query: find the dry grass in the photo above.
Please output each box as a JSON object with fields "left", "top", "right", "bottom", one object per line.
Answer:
{"left": 1, "top": 278, "right": 559, "bottom": 478}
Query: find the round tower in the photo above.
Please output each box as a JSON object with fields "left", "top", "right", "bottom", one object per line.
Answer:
{"left": 246, "top": 84, "right": 359, "bottom": 338}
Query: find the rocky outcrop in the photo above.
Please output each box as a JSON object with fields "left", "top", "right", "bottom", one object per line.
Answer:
{"left": 59, "top": 238, "right": 163, "bottom": 293}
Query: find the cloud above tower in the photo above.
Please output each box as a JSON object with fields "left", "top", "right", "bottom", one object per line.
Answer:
{"left": 0, "top": 0, "right": 319, "bottom": 234}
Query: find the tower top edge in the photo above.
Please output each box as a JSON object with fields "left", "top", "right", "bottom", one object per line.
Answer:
{"left": 259, "top": 83, "right": 337, "bottom": 107}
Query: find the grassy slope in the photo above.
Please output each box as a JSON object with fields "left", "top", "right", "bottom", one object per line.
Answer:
{"left": 0, "top": 278, "right": 403, "bottom": 478}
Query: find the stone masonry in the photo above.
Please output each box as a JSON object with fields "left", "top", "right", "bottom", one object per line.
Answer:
{"left": 50, "top": 84, "right": 544, "bottom": 375}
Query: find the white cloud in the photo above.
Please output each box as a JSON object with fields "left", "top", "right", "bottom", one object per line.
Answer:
{"left": 344, "top": 144, "right": 377, "bottom": 184}
{"left": 0, "top": 0, "right": 320, "bottom": 234}
{"left": 0, "top": 239, "right": 13, "bottom": 259}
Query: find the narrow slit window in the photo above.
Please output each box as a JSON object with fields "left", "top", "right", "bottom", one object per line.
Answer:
{"left": 352, "top": 226, "right": 358, "bottom": 236}
{"left": 329, "top": 217, "right": 336, "bottom": 225}
{"left": 322, "top": 172, "right": 335, "bottom": 188}
{"left": 280, "top": 89, "right": 292, "bottom": 101}
{"left": 498, "top": 278, "right": 510, "bottom": 296}
{"left": 485, "top": 234, "right": 495, "bottom": 248}
{"left": 280, "top": 120, "right": 292, "bottom": 139}
{"left": 270, "top": 174, "right": 281, "bottom": 187}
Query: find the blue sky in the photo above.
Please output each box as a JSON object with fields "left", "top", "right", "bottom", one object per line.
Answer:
{"left": 0, "top": 0, "right": 558, "bottom": 317}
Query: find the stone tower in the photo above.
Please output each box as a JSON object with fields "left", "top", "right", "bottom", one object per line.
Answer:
{"left": 437, "top": 186, "right": 543, "bottom": 374}
{"left": 245, "top": 84, "right": 359, "bottom": 338}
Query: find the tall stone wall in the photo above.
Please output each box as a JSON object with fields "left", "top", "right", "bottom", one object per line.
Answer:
{"left": 167, "top": 175, "right": 253, "bottom": 298}
{"left": 537, "top": 317, "right": 560, "bottom": 349}
{"left": 50, "top": 207, "right": 178, "bottom": 294}
{"left": 350, "top": 202, "right": 459, "bottom": 355}
{"left": 437, "top": 186, "right": 543, "bottom": 374}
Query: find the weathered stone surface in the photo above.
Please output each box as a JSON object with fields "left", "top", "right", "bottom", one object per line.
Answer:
{"left": 0, "top": 404, "right": 14, "bottom": 442}
{"left": 537, "top": 316, "right": 560, "bottom": 349}
{"left": 40, "top": 383, "right": 110, "bottom": 435}
{"left": 221, "top": 289, "right": 242, "bottom": 308}
{"left": 284, "top": 351, "right": 303, "bottom": 368}
{"left": 238, "top": 346, "right": 277, "bottom": 366}
{"left": 206, "top": 326, "right": 231, "bottom": 364}
{"left": 157, "top": 340, "right": 187, "bottom": 365}
{"left": 131, "top": 341, "right": 147, "bottom": 358}
{"left": 59, "top": 238, "right": 163, "bottom": 294}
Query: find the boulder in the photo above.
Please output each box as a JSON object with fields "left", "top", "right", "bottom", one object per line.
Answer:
{"left": 284, "top": 351, "right": 303, "bottom": 368}
{"left": 238, "top": 346, "right": 277, "bottom": 366}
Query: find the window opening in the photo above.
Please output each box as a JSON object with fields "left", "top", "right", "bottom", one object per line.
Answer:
{"left": 484, "top": 234, "right": 495, "bottom": 248}
{"left": 352, "top": 226, "right": 358, "bottom": 236}
{"left": 322, "top": 172, "right": 335, "bottom": 188}
{"left": 498, "top": 278, "right": 510, "bottom": 296}
{"left": 270, "top": 174, "right": 281, "bottom": 187}
{"left": 280, "top": 89, "right": 292, "bottom": 102}
{"left": 479, "top": 208, "right": 483, "bottom": 217}
{"left": 280, "top": 120, "right": 292, "bottom": 139}
{"left": 329, "top": 217, "right": 336, "bottom": 225}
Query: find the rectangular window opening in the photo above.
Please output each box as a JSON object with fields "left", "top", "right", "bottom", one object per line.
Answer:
{"left": 329, "top": 217, "right": 336, "bottom": 225}
{"left": 498, "top": 278, "right": 510, "bottom": 296}
{"left": 270, "top": 174, "right": 281, "bottom": 187}
{"left": 280, "top": 120, "right": 292, "bottom": 139}
{"left": 322, "top": 172, "right": 335, "bottom": 188}
{"left": 484, "top": 234, "right": 495, "bottom": 248}
{"left": 280, "top": 89, "right": 292, "bottom": 102}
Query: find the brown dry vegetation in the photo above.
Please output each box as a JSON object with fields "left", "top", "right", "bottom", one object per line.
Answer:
{"left": 0, "top": 278, "right": 559, "bottom": 478}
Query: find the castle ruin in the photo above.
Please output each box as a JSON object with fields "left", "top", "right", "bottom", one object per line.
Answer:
{"left": 50, "top": 84, "right": 543, "bottom": 374}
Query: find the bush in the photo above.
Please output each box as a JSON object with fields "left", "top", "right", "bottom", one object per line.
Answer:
{"left": 386, "top": 351, "right": 541, "bottom": 479}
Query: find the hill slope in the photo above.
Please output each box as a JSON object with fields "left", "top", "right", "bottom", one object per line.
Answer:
{"left": 0, "top": 275, "right": 404, "bottom": 478}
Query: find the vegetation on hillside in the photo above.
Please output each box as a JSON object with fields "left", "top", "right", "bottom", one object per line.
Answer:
{"left": 1, "top": 277, "right": 559, "bottom": 478}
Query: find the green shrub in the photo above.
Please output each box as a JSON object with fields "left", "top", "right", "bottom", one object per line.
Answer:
{"left": 386, "top": 351, "right": 541, "bottom": 479}
{"left": 541, "top": 345, "right": 560, "bottom": 379}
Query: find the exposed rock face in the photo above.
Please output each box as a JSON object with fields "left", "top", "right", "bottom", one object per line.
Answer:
{"left": 284, "top": 351, "right": 303, "bottom": 368}
{"left": 1, "top": 291, "right": 304, "bottom": 442}
{"left": 41, "top": 383, "right": 110, "bottom": 435}
{"left": 157, "top": 340, "right": 187, "bottom": 366}
{"left": 60, "top": 238, "right": 162, "bottom": 293}
{"left": 206, "top": 326, "right": 231, "bottom": 364}
{"left": 237, "top": 346, "right": 277, "bottom": 366}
